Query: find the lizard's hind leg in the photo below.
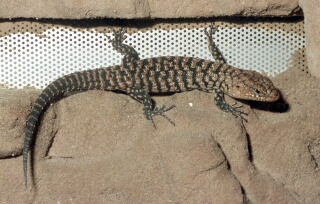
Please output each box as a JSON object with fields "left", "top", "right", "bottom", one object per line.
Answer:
{"left": 109, "top": 28, "right": 140, "bottom": 64}
{"left": 204, "top": 25, "right": 227, "bottom": 64}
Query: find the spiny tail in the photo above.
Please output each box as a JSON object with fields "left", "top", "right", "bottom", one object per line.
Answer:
{"left": 23, "top": 67, "right": 112, "bottom": 188}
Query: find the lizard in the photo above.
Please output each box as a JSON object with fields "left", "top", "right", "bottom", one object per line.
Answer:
{"left": 23, "top": 26, "right": 280, "bottom": 188}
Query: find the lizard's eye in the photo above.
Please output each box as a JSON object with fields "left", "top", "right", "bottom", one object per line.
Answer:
{"left": 254, "top": 89, "right": 262, "bottom": 96}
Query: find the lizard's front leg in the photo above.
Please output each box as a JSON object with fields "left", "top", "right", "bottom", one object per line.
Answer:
{"left": 214, "top": 89, "right": 248, "bottom": 121}
{"left": 127, "top": 87, "right": 176, "bottom": 128}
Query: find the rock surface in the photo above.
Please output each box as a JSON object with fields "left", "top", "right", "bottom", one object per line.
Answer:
{"left": 0, "top": 90, "right": 39, "bottom": 158}
{"left": 0, "top": 65, "right": 319, "bottom": 203}
{"left": 0, "top": 0, "right": 300, "bottom": 19}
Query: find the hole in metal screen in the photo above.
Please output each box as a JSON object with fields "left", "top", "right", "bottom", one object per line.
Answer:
{"left": 0, "top": 20, "right": 306, "bottom": 89}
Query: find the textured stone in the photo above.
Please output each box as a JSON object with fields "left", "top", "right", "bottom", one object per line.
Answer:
{"left": 0, "top": 89, "right": 39, "bottom": 158}
{"left": 0, "top": 0, "right": 300, "bottom": 19}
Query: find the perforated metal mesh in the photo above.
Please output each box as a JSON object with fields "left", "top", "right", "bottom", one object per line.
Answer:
{"left": 0, "top": 20, "right": 306, "bottom": 89}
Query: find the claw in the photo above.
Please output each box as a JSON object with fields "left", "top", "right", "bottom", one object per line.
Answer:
{"left": 233, "top": 105, "right": 244, "bottom": 110}
{"left": 231, "top": 102, "right": 244, "bottom": 110}
{"left": 151, "top": 118, "right": 157, "bottom": 129}
{"left": 159, "top": 113, "right": 176, "bottom": 126}
{"left": 165, "top": 105, "right": 176, "bottom": 112}
{"left": 118, "top": 28, "right": 127, "bottom": 41}
{"left": 229, "top": 102, "right": 248, "bottom": 122}
{"left": 204, "top": 24, "right": 218, "bottom": 38}
{"left": 150, "top": 105, "right": 176, "bottom": 128}
{"left": 242, "top": 117, "right": 248, "bottom": 123}
{"left": 231, "top": 109, "right": 248, "bottom": 122}
{"left": 107, "top": 27, "right": 128, "bottom": 44}
{"left": 104, "top": 27, "right": 114, "bottom": 42}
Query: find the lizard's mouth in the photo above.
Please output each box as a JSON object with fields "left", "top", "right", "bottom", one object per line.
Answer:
{"left": 227, "top": 87, "right": 281, "bottom": 102}
{"left": 265, "top": 89, "right": 281, "bottom": 102}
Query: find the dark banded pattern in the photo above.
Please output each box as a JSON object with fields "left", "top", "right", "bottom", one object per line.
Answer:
{"left": 127, "top": 57, "right": 223, "bottom": 93}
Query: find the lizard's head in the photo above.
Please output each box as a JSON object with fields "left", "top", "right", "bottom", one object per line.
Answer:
{"left": 225, "top": 70, "right": 280, "bottom": 102}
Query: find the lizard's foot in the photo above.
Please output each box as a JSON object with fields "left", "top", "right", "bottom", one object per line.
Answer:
{"left": 107, "top": 27, "right": 127, "bottom": 45}
{"left": 229, "top": 102, "right": 248, "bottom": 122}
{"left": 108, "top": 27, "right": 140, "bottom": 64}
{"left": 114, "top": 28, "right": 127, "bottom": 41}
{"left": 149, "top": 105, "right": 176, "bottom": 129}
{"left": 204, "top": 24, "right": 218, "bottom": 39}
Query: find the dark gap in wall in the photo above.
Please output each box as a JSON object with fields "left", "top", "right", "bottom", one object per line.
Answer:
{"left": 0, "top": 16, "right": 304, "bottom": 29}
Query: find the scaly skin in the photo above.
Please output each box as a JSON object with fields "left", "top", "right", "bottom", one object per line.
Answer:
{"left": 23, "top": 26, "right": 280, "bottom": 188}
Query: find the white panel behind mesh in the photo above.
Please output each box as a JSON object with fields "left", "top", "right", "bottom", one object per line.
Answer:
{"left": 0, "top": 21, "right": 305, "bottom": 89}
